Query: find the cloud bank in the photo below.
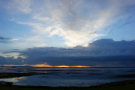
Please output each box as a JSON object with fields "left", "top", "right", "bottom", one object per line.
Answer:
{"left": 1, "top": 39, "right": 135, "bottom": 67}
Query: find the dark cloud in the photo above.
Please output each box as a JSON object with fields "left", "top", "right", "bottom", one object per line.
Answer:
{"left": 1, "top": 39, "right": 135, "bottom": 67}
{"left": 21, "top": 39, "right": 135, "bottom": 57}
{"left": 17, "top": 39, "right": 135, "bottom": 67}
{"left": 0, "top": 36, "right": 11, "bottom": 43}
{"left": 2, "top": 49, "right": 21, "bottom": 54}
{"left": 0, "top": 56, "right": 23, "bottom": 65}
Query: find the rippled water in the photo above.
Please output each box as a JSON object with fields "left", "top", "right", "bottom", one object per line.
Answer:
{"left": 0, "top": 67, "right": 135, "bottom": 87}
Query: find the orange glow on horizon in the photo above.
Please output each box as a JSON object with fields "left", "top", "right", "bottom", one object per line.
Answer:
{"left": 0, "top": 64, "right": 28, "bottom": 67}
{"left": 0, "top": 64, "right": 92, "bottom": 68}
{"left": 30, "top": 63, "right": 53, "bottom": 67}
{"left": 53, "top": 65, "right": 91, "bottom": 68}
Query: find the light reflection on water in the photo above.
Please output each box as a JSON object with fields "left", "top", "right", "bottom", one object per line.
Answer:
{"left": 0, "top": 77, "right": 25, "bottom": 83}
{"left": 0, "top": 67, "right": 135, "bottom": 87}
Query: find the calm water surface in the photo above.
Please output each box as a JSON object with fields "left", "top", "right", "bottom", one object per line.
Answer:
{"left": 0, "top": 67, "right": 135, "bottom": 87}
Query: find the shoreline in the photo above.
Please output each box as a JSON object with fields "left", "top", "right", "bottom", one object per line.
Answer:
{"left": 0, "top": 70, "right": 135, "bottom": 90}
{"left": 0, "top": 80, "right": 135, "bottom": 90}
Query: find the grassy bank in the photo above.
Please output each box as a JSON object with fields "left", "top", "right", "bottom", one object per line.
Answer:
{"left": 0, "top": 80, "right": 135, "bottom": 90}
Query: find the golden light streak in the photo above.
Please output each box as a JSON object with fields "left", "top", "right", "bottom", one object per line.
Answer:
{"left": 0, "top": 64, "right": 28, "bottom": 67}
{"left": 0, "top": 63, "right": 92, "bottom": 68}
{"left": 53, "top": 65, "right": 91, "bottom": 68}
{"left": 30, "top": 63, "right": 52, "bottom": 67}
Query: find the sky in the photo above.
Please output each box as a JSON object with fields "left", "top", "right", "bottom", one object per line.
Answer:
{"left": 1, "top": 39, "right": 135, "bottom": 67}
{"left": 0, "top": 0, "right": 135, "bottom": 66}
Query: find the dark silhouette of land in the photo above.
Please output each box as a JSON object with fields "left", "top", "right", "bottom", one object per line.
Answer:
{"left": 0, "top": 80, "right": 135, "bottom": 90}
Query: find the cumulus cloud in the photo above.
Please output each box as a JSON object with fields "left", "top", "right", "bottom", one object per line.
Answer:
{"left": 1, "top": 39, "right": 135, "bottom": 67}
{"left": 0, "top": 55, "right": 23, "bottom": 65}
{"left": 0, "top": 0, "right": 135, "bottom": 67}
{"left": 12, "top": 39, "right": 134, "bottom": 66}
{"left": 21, "top": 39, "right": 135, "bottom": 57}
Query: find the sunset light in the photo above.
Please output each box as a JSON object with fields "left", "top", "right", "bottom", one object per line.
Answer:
{"left": 0, "top": 64, "right": 91, "bottom": 68}
{"left": 0, "top": 0, "right": 135, "bottom": 89}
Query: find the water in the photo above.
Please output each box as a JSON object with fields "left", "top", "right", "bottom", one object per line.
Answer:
{"left": 0, "top": 67, "right": 135, "bottom": 87}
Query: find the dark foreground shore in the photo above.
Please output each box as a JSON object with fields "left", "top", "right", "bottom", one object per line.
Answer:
{"left": 0, "top": 80, "right": 135, "bottom": 90}
{"left": 0, "top": 72, "right": 135, "bottom": 90}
